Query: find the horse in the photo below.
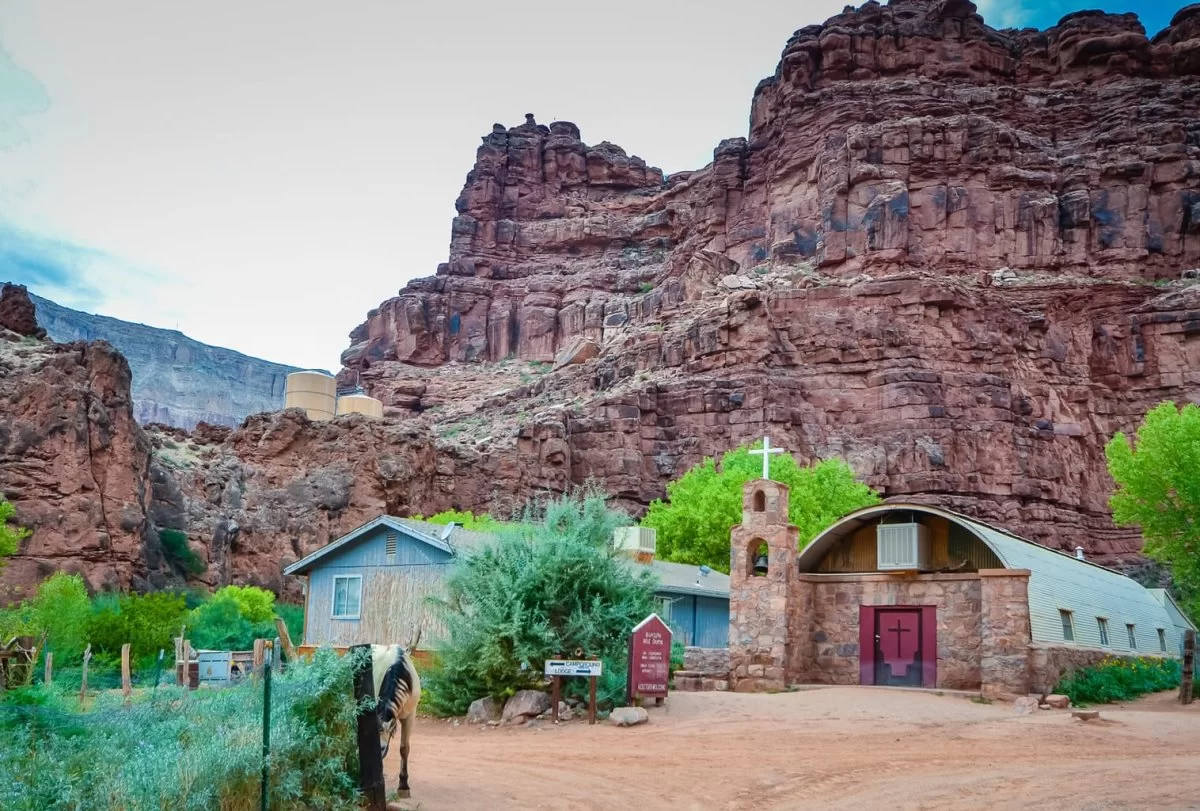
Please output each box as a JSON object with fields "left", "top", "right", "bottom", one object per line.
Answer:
{"left": 371, "top": 641, "right": 422, "bottom": 797}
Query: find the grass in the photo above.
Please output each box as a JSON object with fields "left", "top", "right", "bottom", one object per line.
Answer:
{"left": 971, "top": 695, "right": 992, "bottom": 704}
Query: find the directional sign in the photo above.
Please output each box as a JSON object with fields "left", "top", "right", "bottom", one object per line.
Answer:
{"left": 544, "top": 659, "right": 603, "bottom": 677}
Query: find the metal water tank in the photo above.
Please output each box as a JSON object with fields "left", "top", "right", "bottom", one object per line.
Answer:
{"left": 335, "top": 393, "right": 384, "bottom": 418}
{"left": 284, "top": 371, "right": 337, "bottom": 420}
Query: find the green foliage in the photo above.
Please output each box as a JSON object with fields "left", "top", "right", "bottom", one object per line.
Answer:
{"left": 416, "top": 509, "right": 508, "bottom": 532}
{"left": 642, "top": 444, "right": 881, "bottom": 572}
{"left": 638, "top": 281, "right": 654, "bottom": 293}
{"left": 1054, "top": 655, "right": 1181, "bottom": 705}
{"left": 214, "top": 584, "right": 276, "bottom": 623}
{"left": 158, "top": 528, "right": 206, "bottom": 575}
{"left": 30, "top": 573, "right": 91, "bottom": 659}
{"left": 0, "top": 649, "right": 362, "bottom": 810}
{"left": 0, "top": 496, "right": 30, "bottom": 570}
{"left": 276, "top": 602, "right": 305, "bottom": 645}
{"left": 424, "top": 490, "right": 657, "bottom": 716}
{"left": 1106, "top": 402, "right": 1200, "bottom": 620}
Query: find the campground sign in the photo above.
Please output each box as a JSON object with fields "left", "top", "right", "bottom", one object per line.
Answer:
{"left": 544, "top": 659, "right": 603, "bottom": 677}
{"left": 627, "top": 613, "right": 672, "bottom": 704}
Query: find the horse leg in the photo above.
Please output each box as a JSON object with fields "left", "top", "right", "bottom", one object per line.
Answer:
{"left": 397, "top": 713, "right": 413, "bottom": 798}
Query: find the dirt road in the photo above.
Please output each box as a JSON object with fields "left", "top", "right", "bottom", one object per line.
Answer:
{"left": 386, "top": 687, "right": 1200, "bottom": 810}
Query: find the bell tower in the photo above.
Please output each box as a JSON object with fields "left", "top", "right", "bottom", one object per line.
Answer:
{"left": 728, "top": 478, "right": 798, "bottom": 691}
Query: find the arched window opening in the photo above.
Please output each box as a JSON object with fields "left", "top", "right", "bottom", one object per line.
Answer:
{"left": 752, "top": 489, "right": 766, "bottom": 512}
{"left": 750, "top": 540, "right": 769, "bottom": 577}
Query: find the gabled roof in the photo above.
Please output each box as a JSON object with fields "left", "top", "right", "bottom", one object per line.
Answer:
{"left": 1148, "top": 589, "right": 1199, "bottom": 632}
{"left": 282, "top": 515, "right": 455, "bottom": 576}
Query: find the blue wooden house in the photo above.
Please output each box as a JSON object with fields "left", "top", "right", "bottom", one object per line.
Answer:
{"left": 283, "top": 516, "right": 730, "bottom": 650}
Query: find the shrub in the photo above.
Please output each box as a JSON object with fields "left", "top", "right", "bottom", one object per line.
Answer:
{"left": 276, "top": 603, "right": 305, "bottom": 645}
{"left": 0, "top": 649, "right": 362, "bottom": 810}
{"left": 424, "top": 490, "right": 657, "bottom": 715}
{"left": 416, "top": 509, "right": 508, "bottom": 533}
{"left": 214, "top": 585, "right": 276, "bottom": 623}
{"left": 158, "top": 528, "right": 206, "bottom": 575}
{"left": 30, "top": 573, "right": 91, "bottom": 660}
{"left": 1055, "top": 655, "right": 1181, "bottom": 705}
{"left": 0, "top": 495, "right": 30, "bottom": 571}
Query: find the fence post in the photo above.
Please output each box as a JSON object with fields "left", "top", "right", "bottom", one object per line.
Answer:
{"left": 350, "top": 644, "right": 386, "bottom": 811}
{"left": 272, "top": 638, "right": 282, "bottom": 675}
{"left": 44, "top": 652, "right": 52, "bottom": 686}
{"left": 261, "top": 642, "right": 273, "bottom": 811}
{"left": 274, "top": 617, "right": 296, "bottom": 663}
{"left": 121, "top": 643, "right": 132, "bottom": 703}
{"left": 80, "top": 645, "right": 92, "bottom": 710}
{"left": 1181, "top": 629, "right": 1195, "bottom": 706}
{"left": 151, "top": 649, "right": 164, "bottom": 699}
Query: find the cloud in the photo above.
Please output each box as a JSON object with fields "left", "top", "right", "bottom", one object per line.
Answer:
{"left": 0, "top": 45, "right": 50, "bottom": 152}
{"left": 975, "top": 0, "right": 1037, "bottom": 30}
{"left": 0, "top": 222, "right": 135, "bottom": 310}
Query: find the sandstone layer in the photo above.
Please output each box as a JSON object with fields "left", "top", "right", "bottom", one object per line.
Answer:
{"left": 334, "top": 0, "right": 1200, "bottom": 562}
{"left": 30, "top": 290, "right": 301, "bottom": 430}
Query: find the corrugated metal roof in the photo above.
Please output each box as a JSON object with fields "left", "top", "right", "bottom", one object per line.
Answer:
{"left": 798, "top": 503, "right": 1183, "bottom": 653}
{"left": 643, "top": 559, "right": 730, "bottom": 598}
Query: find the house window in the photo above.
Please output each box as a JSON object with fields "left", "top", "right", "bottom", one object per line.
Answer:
{"left": 332, "top": 575, "right": 362, "bottom": 620}
{"left": 1126, "top": 623, "right": 1137, "bottom": 650}
{"left": 1059, "top": 609, "right": 1075, "bottom": 642}
{"left": 1157, "top": 628, "right": 1167, "bottom": 652}
{"left": 385, "top": 532, "right": 398, "bottom": 557}
{"left": 1096, "top": 617, "right": 1109, "bottom": 647}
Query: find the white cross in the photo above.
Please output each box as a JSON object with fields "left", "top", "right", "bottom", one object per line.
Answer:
{"left": 749, "top": 437, "right": 785, "bottom": 480}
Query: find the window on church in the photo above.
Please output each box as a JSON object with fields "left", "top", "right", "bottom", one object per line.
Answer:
{"left": 752, "top": 490, "right": 766, "bottom": 512}
{"left": 1059, "top": 610, "right": 1074, "bottom": 642}
{"left": 1157, "top": 628, "right": 1167, "bottom": 652}
{"left": 1096, "top": 617, "right": 1109, "bottom": 646}
{"left": 1126, "top": 623, "right": 1137, "bottom": 650}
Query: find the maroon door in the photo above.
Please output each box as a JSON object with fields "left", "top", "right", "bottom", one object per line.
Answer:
{"left": 873, "top": 608, "right": 923, "bottom": 687}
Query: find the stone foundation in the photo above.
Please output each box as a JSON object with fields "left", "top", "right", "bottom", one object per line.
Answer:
{"left": 673, "top": 671, "right": 730, "bottom": 692}
{"left": 979, "top": 570, "right": 1033, "bottom": 697}
{"left": 683, "top": 647, "right": 729, "bottom": 673}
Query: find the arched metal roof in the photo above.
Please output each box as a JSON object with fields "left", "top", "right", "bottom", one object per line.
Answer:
{"left": 799, "top": 503, "right": 1182, "bottom": 651}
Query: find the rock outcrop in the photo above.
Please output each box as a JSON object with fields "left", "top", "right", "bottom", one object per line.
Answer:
{"left": 30, "top": 291, "right": 301, "bottom": 430}
{"left": 0, "top": 324, "right": 172, "bottom": 598}
{"left": 338, "top": 0, "right": 1200, "bottom": 563}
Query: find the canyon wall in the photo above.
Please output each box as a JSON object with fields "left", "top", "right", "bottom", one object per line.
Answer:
{"left": 339, "top": 0, "right": 1200, "bottom": 562}
{"left": 30, "top": 291, "right": 300, "bottom": 430}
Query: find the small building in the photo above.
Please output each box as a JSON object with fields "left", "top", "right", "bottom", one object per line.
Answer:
{"left": 283, "top": 516, "right": 729, "bottom": 649}
{"left": 728, "top": 479, "right": 1187, "bottom": 696}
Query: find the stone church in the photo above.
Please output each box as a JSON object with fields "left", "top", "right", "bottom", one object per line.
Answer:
{"left": 727, "top": 479, "right": 1190, "bottom": 696}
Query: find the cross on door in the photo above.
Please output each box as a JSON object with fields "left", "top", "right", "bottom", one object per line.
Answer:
{"left": 888, "top": 619, "right": 911, "bottom": 645}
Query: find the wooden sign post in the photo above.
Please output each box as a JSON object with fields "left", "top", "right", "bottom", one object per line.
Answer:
{"left": 1181, "top": 629, "right": 1195, "bottom": 706}
{"left": 627, "top": 614, "right": 672, "bottom": 707}
{"left": 545, "top": 656, "right": 603, "bottom": 725}
{"left": 121, "top": 643, "right": 132, "bottom": 704}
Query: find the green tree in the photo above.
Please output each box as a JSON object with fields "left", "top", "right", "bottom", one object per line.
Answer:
{"left": 29, "top": 572, "right": 91, "bottom": 659}
{"left": 424, "top": 490, "right": 656, "bottom": 715}
{"left": 213, "top": 584, "right": 275, "bottom": 623}
{"left": 0, "top": 495, "right": 30, "bottom": 570}
{"left": 642, "top": 444, "right": 881, "bottom": 572}
{"left": 416, "top": 509, "right": 508, "bottom": 532}
{"left": 1106, "top": 401, "right": 1200, "bottom": 619}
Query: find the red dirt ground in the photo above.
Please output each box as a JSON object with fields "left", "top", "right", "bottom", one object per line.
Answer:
{"left": 385, "top": 687, "right": 1200, "bottom": 810}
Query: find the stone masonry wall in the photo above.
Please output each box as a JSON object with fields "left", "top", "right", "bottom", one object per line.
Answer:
{"left": 798, "top": 574, "right": 983, "bottom": 690}
{"left": 683, "top": 647, "right": 729, "bottom": 674}
{"left": 1027, "top": 644, "right": 1172, "bottom": 695}
{"left": 979, "top": 570, "right": 1033, "bottom": 698}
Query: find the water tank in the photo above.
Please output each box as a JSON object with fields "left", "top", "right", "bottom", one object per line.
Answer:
{"left": 335, "top": 393, "right": 383, "bottom": 418}
{"left": 284, "top": 371, "right": 337, "bottom": 421}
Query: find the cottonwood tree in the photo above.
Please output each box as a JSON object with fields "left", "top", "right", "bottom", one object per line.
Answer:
{"left": 642, "top": 444, "right": 880, "bottom": 573}
{"left": 1106, "top": 401, "right": 1200, "bottom": 620}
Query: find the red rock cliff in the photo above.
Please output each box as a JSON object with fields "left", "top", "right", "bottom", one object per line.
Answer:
{"left": 337, "top": 0, "right": 1200, "bottom": 562}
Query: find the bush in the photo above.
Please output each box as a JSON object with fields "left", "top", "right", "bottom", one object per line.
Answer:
{"left": 416, "top": 509, "right": 508, "bottom": 533}
{"left": 158, "top": 528, "right": 206, "bottom": 575}
{"left": 0, "top": 649, "right": 363, "bottom": 810}
{"left": 0, "top": 495, "right": 30, "bottom": 571}
{"left": 214, "top": 585, "right": 276, "bottom": 623}
{"left": 424, "top": 490, "right": 657, "bottom": 715}
{"left": 1055, "top": 656, "right": 1181, "bottom": 705}
{"left": 30, "top": 573, "right": 91, "bottom": 660}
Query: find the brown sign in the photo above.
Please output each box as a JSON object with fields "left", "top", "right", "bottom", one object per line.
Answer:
{"left": 627, "top": 613, "right": 672, "bottom": 703}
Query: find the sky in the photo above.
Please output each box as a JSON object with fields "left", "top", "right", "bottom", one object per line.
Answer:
{"left": 0, "top": 0, "right": 1180, "bottom": 371}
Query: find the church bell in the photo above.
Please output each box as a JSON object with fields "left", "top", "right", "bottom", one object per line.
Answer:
{"left": 753, "top": 551, "right": 769, "bottom": 576}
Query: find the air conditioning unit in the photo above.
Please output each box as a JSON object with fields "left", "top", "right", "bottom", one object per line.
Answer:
{"left": 876, "top": 522, "right": 931, "bottom": 571}
{"left": 614, "top": 527, "right": 656, "bottom": 557}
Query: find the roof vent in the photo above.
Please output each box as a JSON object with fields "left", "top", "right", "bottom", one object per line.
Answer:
{"left": 877, "top": 522, "right": 931, "bottom": 571}
{"left": 440, "top": 522, "right": 461, "bottom": 541}
{"left": 1075, "top": 546, "right": 1085, "bottom": 561}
